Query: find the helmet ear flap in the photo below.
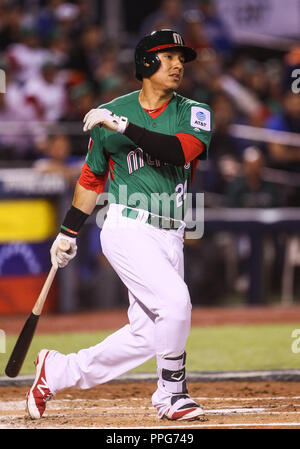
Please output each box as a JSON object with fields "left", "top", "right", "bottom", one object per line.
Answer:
{"left": 135, "top": 52, "right": 161, "bottom": 81}
{"left": 143, "top": 52, "right": 160, "bottom": 67}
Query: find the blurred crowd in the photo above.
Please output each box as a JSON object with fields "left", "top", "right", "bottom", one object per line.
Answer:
{"left": 1, "top": 0, "right": 299, "bottom": 308}
{"left": 0, "top": 0, "right": 300, "bottom": 207}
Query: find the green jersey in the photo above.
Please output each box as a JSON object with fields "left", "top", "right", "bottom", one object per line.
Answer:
{"left": 86, "top": 90, "right": 213, "bottom": 220}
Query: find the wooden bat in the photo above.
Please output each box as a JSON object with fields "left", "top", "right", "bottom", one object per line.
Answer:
{"left": 5, "top": 240, "right": 70, "bottom": 378}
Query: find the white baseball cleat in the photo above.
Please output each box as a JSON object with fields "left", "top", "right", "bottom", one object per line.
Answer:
{"left": 163, "top": 394, "right": 205, "bottom": 421}
{"left": 26, "top": 349, "right": 53, "bottom": 419}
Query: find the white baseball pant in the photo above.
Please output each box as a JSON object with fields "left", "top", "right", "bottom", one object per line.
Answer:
{"left": 45, "top": 204, "right": 192, "bottom": 414}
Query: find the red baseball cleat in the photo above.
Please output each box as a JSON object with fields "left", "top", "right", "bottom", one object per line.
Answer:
{"left": 26, "top": 349, "right": 53, "bottom": 419}
{"left": 163, "top": 394, "right": 205, "bottom": 421}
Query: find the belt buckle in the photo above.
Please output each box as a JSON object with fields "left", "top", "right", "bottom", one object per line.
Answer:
{"left": 146, "top": 213, "right": 177, "bottom": 230}
{"left": 161, "top": 217, "right": 174, "bottom": 230}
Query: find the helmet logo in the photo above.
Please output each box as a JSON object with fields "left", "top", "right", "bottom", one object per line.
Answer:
{"left": 173, "top": 33, "right": 183, "bottom": 45}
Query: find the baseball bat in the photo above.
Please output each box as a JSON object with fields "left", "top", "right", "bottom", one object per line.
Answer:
{"left": 5, "top": 240, "right": 70, "bottom": 378}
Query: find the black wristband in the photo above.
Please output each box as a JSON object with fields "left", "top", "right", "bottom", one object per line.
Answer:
{"left": 61, "top": 206, "right": 89, "bottom": 237}
{"left": 124, "top": 122, "right": 185, "bottom": 166}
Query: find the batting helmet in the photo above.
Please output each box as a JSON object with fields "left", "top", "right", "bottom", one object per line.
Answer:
{"left": 135, "top": 29, "right": 197, "bottom": 81}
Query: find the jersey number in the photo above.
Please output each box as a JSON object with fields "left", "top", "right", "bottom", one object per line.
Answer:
{"left": 175, "top": 180, "right": 187, "bottom": 207}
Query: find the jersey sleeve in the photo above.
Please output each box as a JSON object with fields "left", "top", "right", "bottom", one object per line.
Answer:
{"left": 85, "top": 125, "right": 109, "bottom": 175}
{"left": 176, "top": 101, "right": 213, "bottom": 160}
{"left": 78, "top": 162, "right": 108, "bottom": 193}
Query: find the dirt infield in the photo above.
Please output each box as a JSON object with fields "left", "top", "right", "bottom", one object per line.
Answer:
{"left": 1, "top": 306, "right": 300, "bottom": 429}
{"left": 1, "top": 381, "right": 300, "bottom": 429}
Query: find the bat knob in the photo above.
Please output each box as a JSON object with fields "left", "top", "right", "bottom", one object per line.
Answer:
{"left": 58, "top": 239, "right": 71, "bottom": 252}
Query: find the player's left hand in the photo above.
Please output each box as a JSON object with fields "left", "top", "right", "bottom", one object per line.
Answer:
{"left": 50, "top": 234, "right": 77, "bottom": 269}
{"left": 83, "top": 108, "right": 128, "bottom": 133}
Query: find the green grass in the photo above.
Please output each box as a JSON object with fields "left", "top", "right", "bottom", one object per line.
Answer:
{"left": 1, "top": 323, "right": 300, "bottom": 376}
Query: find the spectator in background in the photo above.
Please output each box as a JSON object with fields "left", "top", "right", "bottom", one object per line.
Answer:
{"left": 67, "top": 24, "right": 104, "bottom": 84}
{"left": 0, "top": 67, "right": 36, "bottom": 160}
{"left": 195, "top": 0, "right": 233, "bottom": 56}
{"left": 184, "top": 46, "right": 222, "bottom": 104}
{"left": 244, "top": 60, "right": 274, "bottom": 122}
{"left": 182, "top": 8, "right": 210, "bottom": 53}
{"left": 224, "top": 146, "right": 281, "bottom": 208}
{"left": 246, "top": 60, "right": 283, "bottom": 117}
{"left": 223, "top": 146, "right": 283, "bottom": 297}
{"left": 98, "top": 76, "right": 126, "bottom": 105}
{"left": 62, "top": 82, "right": 97, "bottom": 156}
{"left": 265, "top": 90, "right": 300, "bottom": 172}
{"left": 93, "top": 44, "right": 122, "bottom": 93}
{"left": 21, "top": 60, "right": 67, "bottom": 121}
{"left": 35, "top": 0, "right": 65, "bottom": 42}
{"left": 35, "top": 0, "right": 99, "bottom": 42}
{"left": 0, "top": 89, "right": 30, "bottom": 161}
{"left": 34, "top": 134, "right": 83, "bottom": 187}
{"left": 205, "top": 92, "right": 241, "bottom": 195}
{"left": 0, "top": 3, "right": 23, "bottom": 51}
{"left": 139, "top": 0, "right": 185, "bottom": 36}
{"left": 5, "top": 26, "right": 52, "bottom": 84}
{"left": 52, "top": 2, "right": 81, "bottom": 36}
{"left": 68, "top": 82, "right": 96, "bottom": 118}
{"left": 217, "top": 56, "right": 268, "bottom": 127}
{"left": 48, "top": 29, "right": 71, "bottom": 67}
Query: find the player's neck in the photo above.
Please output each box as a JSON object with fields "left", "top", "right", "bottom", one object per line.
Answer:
{"left": 138, "top": 85, "right": 174, "bottom": 110}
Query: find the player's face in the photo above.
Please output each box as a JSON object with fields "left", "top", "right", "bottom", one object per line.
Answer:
{"left": 150, "top": 50, "right": 185, "bottom": 90}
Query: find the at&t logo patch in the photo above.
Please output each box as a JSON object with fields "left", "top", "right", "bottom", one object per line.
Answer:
{"left": 190, "top": 106, "right": 211, "bottom": 131}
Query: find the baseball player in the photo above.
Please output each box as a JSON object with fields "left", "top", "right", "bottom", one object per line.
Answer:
{"left": 26, "top": 30, "right": 213, "bottom": 421}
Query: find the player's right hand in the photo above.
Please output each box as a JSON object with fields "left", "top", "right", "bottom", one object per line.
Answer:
{"left": 83, "top": 108, "right": 128, "bottom": 133}
{"left": 50, "top": 234, "right": 77, "bottom": 269}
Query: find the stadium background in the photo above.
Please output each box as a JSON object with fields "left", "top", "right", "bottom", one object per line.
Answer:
{"left": 1, "top": 0, "right": 300, "bottom": 431}
{"left": 0, "top": 0, "right": 300, "bottom": 315}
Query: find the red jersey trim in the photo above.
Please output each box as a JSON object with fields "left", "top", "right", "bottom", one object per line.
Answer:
{"left": 175, "top": 133, "right": 205, "bottom": 164}
{"left": 108, "top": 156, "right": 115, "bottom": 181}
{"left": 78, "top": 162, "right": 108, "bottom": 194}
{"left": 191, "top": 159, "right": 200, "bottom": 184}
{"left": 88, "top": 138, "right": 93, "bottom": 152}
{"left": 143, "top": 99, "right": 171, "bottom": 119}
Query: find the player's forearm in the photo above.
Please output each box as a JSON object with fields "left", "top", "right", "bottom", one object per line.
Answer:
{"left": 124, "top": 122, "right": 185, "bottom": 165}
{"left": 72, "top": 181, "right": 99, "bottom": 214}
{"left": 59, "top": 182, "right": 98, "bottom": 238}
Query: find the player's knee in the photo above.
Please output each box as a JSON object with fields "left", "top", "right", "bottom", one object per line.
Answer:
{"left": 174, "top": 284, "right": 191, "bottom": 311}
{"left": 162, "top": 285, "right": 191, "bottom": 322}
{"left": 173, "top": 299, "right": 191, "bottom": 325}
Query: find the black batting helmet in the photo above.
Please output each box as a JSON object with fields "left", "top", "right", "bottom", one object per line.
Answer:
{"left": 135, "top": 29, "right": 197, "bottom": 81}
